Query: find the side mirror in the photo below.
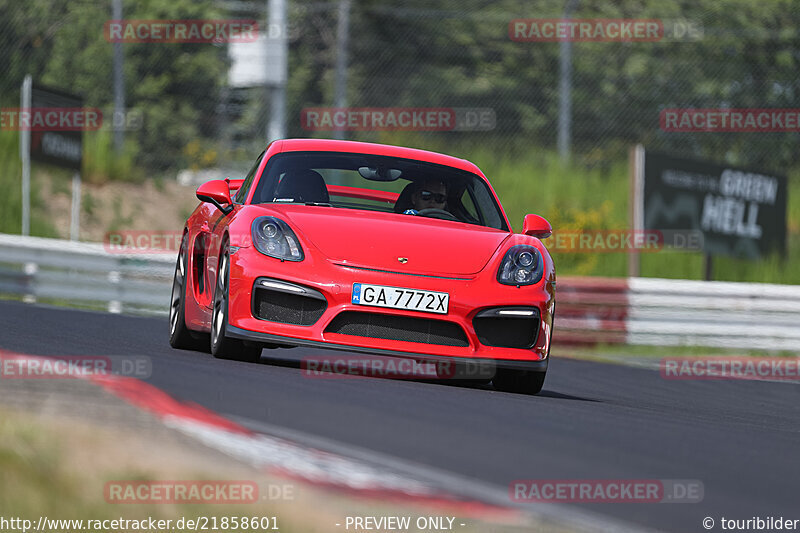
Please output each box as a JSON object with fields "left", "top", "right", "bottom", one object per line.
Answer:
{"left": 225, "top": 177, "right": 245, "bottom": 195}
{"left": 196, "top": 180, "right": 233, "bottom": 214}
{"left": 522, "top": 214, "right": 552, "bottom": 239}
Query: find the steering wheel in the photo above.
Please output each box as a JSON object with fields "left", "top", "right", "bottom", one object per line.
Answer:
{"left": 418, "top": 208, "right": 458, "bottom": 221}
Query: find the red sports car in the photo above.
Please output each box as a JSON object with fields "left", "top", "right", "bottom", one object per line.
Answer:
{"left": 169, "top": 139, "right": 555, "bottom": 394}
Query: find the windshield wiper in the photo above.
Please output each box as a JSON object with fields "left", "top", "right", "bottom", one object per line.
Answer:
{"left": 303, "top": 202, "right": 333, "bottom": 207}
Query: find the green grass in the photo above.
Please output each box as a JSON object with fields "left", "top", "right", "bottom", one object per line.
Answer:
{"left": 368, "top": 132, "right": 800, "bottom": 283}
{"left": 0, "top": 408, "right": 297, "bottom": 529}
{"left": 0, "top": 131, "right": 59, "bottom": 237}
{"left": 82, "top": 191, "right": 98, "bottom": 218}
{"left": 82, "top": 129, "right": 142, "bottom": 184}
{"left": 0, "top": 128, "right": 140, "bottom": 236}
{"left": 465, "top": 143, "right": 800, "bottom": 283}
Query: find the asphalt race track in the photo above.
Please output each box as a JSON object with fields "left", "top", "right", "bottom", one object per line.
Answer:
{"left": 1, "top": 300, "right": 798, "bottom": 532}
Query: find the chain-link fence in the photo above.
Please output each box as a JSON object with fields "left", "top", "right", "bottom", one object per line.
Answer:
{"left": 1, "top": 0, "right": 799, "bottom": 282}
{"left": 2, "top": 0, "right": 799, "bottom": 175}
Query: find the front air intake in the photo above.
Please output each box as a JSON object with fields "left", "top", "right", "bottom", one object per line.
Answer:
{"left": 252, "top": 278, "right": 327, "bottom": 326}
{"left": 325, "top": 311, "right": 469, "bottom": 347}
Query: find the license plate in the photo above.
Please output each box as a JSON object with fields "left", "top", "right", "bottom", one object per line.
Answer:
{"left": 351, "top": 283, "right": 449, "bottom": 314}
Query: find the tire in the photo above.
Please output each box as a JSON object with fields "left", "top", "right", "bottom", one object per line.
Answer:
{"left": 169, "top": 234, "right": 208, "bottom": 351}
{"left": 492, "top": 368, "right": 546, "bottom": 395}
{"left": 210, "top": 242, "right": 262, "bottom": 363}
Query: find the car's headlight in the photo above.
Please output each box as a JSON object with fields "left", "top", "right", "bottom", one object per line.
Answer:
{"left": 251, "top": 216, "right": 304, "bottom": 261}
{"left": 497, "top": 245, "right": 543, "bottom": 286}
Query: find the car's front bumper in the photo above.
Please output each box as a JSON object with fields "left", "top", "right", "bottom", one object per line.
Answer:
{"left": 226, "top": 246, "right": 554, "bottom": 371}
{"left": 226, "top": 324, "right": 548, "bottom": 373}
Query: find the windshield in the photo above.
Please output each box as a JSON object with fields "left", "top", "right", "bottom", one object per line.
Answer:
{"left": 249, "top": 151, "right": 509, "bottom": 231}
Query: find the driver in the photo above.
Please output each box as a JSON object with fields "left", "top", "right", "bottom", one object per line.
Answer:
{"left": 411, "top": 179, "right": 448, "bottom": 211}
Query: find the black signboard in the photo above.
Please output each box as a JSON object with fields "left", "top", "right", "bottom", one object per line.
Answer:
{"left": 643, "top": 152, "right": 787, "bottom": 259}
{"left": 29, "top": 84, "right": 85, "bottom": 170}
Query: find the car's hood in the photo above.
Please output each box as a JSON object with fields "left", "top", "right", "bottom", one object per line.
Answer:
{"left": 261, "top": 205, "right": 511, "bottom": 276}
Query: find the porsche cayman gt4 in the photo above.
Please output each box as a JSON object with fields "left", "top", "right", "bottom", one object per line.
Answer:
{"left": 169, "top": 139, "right": 555, "bottom": 394}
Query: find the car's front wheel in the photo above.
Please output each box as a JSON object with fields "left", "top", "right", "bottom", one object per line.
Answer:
{"left": 492, "top": 369, "right": 546, "bottom": 395}
{"left": 211, "top": 243, "right": 262, "bottom": 363}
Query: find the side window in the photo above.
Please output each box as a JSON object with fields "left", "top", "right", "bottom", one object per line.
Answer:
{"left": 471, "top": 183, "right": 504, "bottom": 230}
{"left": 459, "top": 188, "right": 480, "bottom": 221}
{"left": 234, "top": 152, "right": 265, "bottom": 204}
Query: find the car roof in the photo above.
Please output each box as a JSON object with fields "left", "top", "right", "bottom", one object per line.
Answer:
{"left": 271, "top": 139, "right": 487, "bottom": 179}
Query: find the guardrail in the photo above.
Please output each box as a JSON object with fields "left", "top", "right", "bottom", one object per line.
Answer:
{"left": 1, "top": 234, "right": 797, "bottom": 350}
{"left": 557, "top": 277, "right": 800, "bottom": 351}
{"left": 0, "top": 234, "right": 174, "bottom": 316}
